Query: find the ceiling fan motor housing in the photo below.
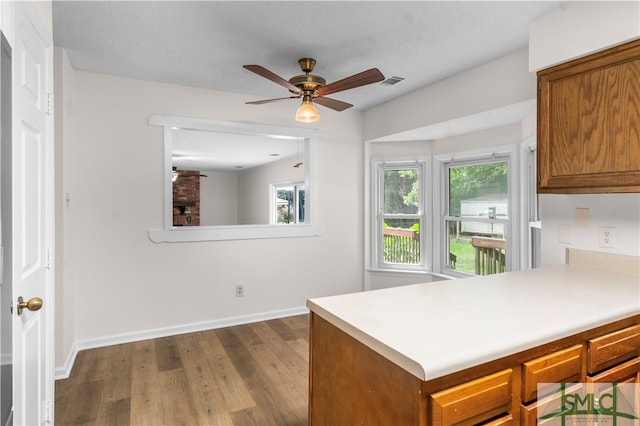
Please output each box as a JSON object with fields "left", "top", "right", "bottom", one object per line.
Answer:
{"left": 289, "top": 74, "right": 326, "bottom": 92}
{"left": 289, "top": 57, "right": 326, "bottom": 93}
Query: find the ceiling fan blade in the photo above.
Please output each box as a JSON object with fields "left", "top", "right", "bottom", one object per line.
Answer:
{"left": 315, "top": 68, "right": 385, "bottom": 96}
{"left": 314, "top": 96, "right": 353, "bottom": 112}
{"left": 246, "top": 96, "right": 300, "bottom": 105}
{"left": 243, "top": 65, "right": 302, "bottom": 94}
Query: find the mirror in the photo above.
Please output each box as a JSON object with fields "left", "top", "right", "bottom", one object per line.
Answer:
{"left": 148, "top": 115, "right": 323, "bottom": 242}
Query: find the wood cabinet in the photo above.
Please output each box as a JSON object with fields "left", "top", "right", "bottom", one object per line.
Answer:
{"left": 518, "top": 326, "right": 640, "bottom": 425}
{"left": 429, "top": 369, "right": 512, "bottom": 425}
{"left": 521, "top": 344, "right": 583, "bottom": 403}
{"left": 537, "top": 39, "right": 640, "bottom": 194}
{"left": 309, "top": 314, "right": 640, "bottom": 425}
{"left": 587, "top": 324, "right": 640, "bottom": 373}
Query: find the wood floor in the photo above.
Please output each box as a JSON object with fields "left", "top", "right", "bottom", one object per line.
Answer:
{"left": 55, "top": 314, "right": 310, "bottom": 426}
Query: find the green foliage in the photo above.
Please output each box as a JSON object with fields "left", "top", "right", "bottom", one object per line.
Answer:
{"left": 448, "top": 238, "right": 476, "bottom": 274}
{"left": 384, "top": 169, "right": 419, "bottom": 214}
{"left": 449, "top": 162, "right": 507, "bottom": 216}
{"left": 382, "top": 168, "right": 421, "bottom": 264}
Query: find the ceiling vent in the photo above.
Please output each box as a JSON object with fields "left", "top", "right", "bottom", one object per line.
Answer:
{"left": 380, "top": 76, "right": 405, "bottom": 86}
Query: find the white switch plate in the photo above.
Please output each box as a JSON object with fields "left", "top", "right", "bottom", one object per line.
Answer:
{"left": 599, "top": 226, "right": 616, "bottom": 248}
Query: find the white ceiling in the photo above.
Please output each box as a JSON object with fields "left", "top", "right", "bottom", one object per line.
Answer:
{"left": 52, "top": 1, "right": 565, "bottom": 171}
{"left": 172, "top": 128, "right": 304, "bottom": 171}
{"left": 53, "top": 1, "right": 565, "bottom": 112}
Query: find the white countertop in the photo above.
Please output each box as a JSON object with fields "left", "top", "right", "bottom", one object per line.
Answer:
{"left": 306, "top": 265, "right": 640, "bottom": 381}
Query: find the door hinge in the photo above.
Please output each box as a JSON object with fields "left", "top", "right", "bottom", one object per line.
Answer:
{"left": 46, "top": 92, "right": 52, "bottom": 116}
{"left": 45, "top": 248, "right": 51, "bottom": 270}
{"left": 45, "top": 399, "right": 53, "bottom": 424}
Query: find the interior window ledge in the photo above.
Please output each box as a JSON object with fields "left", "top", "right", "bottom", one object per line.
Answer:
{"left": 149, "top": 224, "right": 324, "bottom": 243}
{"left": 366, "top": 269, "right": 456, "bottom": 280}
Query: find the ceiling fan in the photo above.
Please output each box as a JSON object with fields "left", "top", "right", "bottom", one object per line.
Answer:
{"left": 243, "top": 58, "right": 385, "bottom": 123}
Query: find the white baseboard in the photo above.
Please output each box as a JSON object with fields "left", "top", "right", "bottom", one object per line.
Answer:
{"left": 54, "top": 306, "right": 309, "bottom": 380}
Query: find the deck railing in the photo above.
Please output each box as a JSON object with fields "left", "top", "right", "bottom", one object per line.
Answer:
{"left": 471, "top": 236, "right": 506, "bottom": 275}
{"left": 383, "top": 227, "right": 420, "bottom": 264}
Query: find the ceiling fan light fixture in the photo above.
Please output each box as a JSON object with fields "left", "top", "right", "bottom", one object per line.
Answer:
{"left": 295, "top": 96, "right": 320, "bottom": 123}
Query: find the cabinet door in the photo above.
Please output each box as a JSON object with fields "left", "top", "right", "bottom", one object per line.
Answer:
{"left": 537, "top": 39, "right": 640, "bottom": 193}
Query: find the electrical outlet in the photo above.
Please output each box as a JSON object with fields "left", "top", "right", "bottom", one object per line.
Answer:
{"left": 235, "top": 285, "right": 244, "bottom": 297}
{"left": 599, "top": 226, "right": 616, "bottom": 248}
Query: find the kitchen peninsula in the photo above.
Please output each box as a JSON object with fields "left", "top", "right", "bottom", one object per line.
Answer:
{"left": 307, "top": 252, "right": 640, "bottom": 425}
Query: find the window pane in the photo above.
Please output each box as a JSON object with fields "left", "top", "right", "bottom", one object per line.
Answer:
{"left": 448, "top": 162, "right": 508, "bottom": 218}
{"left": 447, "top": 220, "right": 507, "bottom": 275}
{"left": 382, "top": 219, "right": 420, "bottom": 264}
{"left": 297, "top": 186, "right": 305, "bottom": 224}
{"left": 276, "top": 186, "right": 295, "bottom": 224}
{"left": 384, "top": 169, "right": 419, "bottom": 214}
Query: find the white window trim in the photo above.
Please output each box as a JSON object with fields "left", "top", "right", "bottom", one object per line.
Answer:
{"left": 370, "top": 157, "right": 430, "bottom": 272}
{"left": 433, "top": 144, "right": 520, "bottom": 277}
{"left": 520, "top": 135, "right": 539, "bottom": 269}
{"left": 271, "top": 180, "right": 305, "bottom": 224}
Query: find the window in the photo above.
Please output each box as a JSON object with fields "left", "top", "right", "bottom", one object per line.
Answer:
{"left": 273, "top": 182, "right": 305, "bottom": 224}
{"left": 372, "top": 159, "right": 427, "bottom": 271}
{"left": 443, "top": 156, "right": 511, "bottom": 276}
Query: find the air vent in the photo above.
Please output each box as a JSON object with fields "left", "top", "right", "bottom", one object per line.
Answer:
{"left": 380, "top": 76, "right": 405, "bottom": 86}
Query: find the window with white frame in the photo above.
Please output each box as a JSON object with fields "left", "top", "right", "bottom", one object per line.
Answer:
{"left": 442, "top": 155, "right": 512, "bottom": 276}
{"left": 272, "top": 182, "right": 305, "bottom": 224}
{"left": 372, "top": 159, "right": 427, "bottom": 271}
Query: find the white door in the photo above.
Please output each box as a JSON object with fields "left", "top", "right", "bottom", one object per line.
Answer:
{"left": 11, "top": 3, "right": 53, "bottom": 425}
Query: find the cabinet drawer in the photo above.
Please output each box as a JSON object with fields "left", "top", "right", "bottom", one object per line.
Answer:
{"left": 521, "top": 384, "right": 584, "bottom": 426}
{"left": 480, "top": 414, "right": 512, "bottom": 425}
{"left": 588, "top": 324, "right": 640, "bottom": 374}
{"left": 587, "top": 356, "right": 640, "bottom": 383}
{"left": 430, "top": 369, "right": 512, "bottom": 425}
{"left": 521, "top": 344, "right": 583, "bottom": 403}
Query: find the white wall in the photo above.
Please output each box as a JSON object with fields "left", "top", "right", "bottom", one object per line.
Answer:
{"left": 199, "top": 171, "right": 238, "bottom": 226}
{"left": 529, "top": 1, "right": 640, "bottom": 71}
{"left": 363, "top": 48, "right": 535, "bottom": 142}
{"left": 54, "top": 47, "right": 76, "bottom": 372}
{"left": 55, "top": 63, "right": 365, "bottom": 372}
{"left": 530, "top": 1, "right": 640, "bottom": 265}
{"left": 539, "top": 194, "right": 640, "bottom": 266}
{"left": 237, "top": 155, "right": 305, "bottom": 225}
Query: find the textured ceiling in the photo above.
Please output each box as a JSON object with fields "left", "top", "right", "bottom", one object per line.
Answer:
{"left": 53, "top": 1, "right": 565, "bottom": 112}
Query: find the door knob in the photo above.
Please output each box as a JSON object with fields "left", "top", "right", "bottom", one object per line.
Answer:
{"left": 17, "top": 296, "right": 43, "bottom": 315}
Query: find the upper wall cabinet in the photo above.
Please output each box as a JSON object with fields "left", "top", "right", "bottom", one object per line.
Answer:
{"left": 537, "top": 39, "right": 640, "bottom": 194}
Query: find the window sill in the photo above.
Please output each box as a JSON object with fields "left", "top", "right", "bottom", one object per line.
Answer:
{"left": 366, "top": 269, "right": 456, "bottom": 280}
{"left": 149, "top": 224, "right": 324, "bottom": 243}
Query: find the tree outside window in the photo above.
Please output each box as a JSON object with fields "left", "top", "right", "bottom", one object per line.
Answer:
{"left": 373, "top": 160, "right": 427, "bottom": 271}
{"left": 274, "top": 183, "right": 305, "bottom": 224}
{"left": 446, "top": 161, "right": 510, "bottom": 275}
